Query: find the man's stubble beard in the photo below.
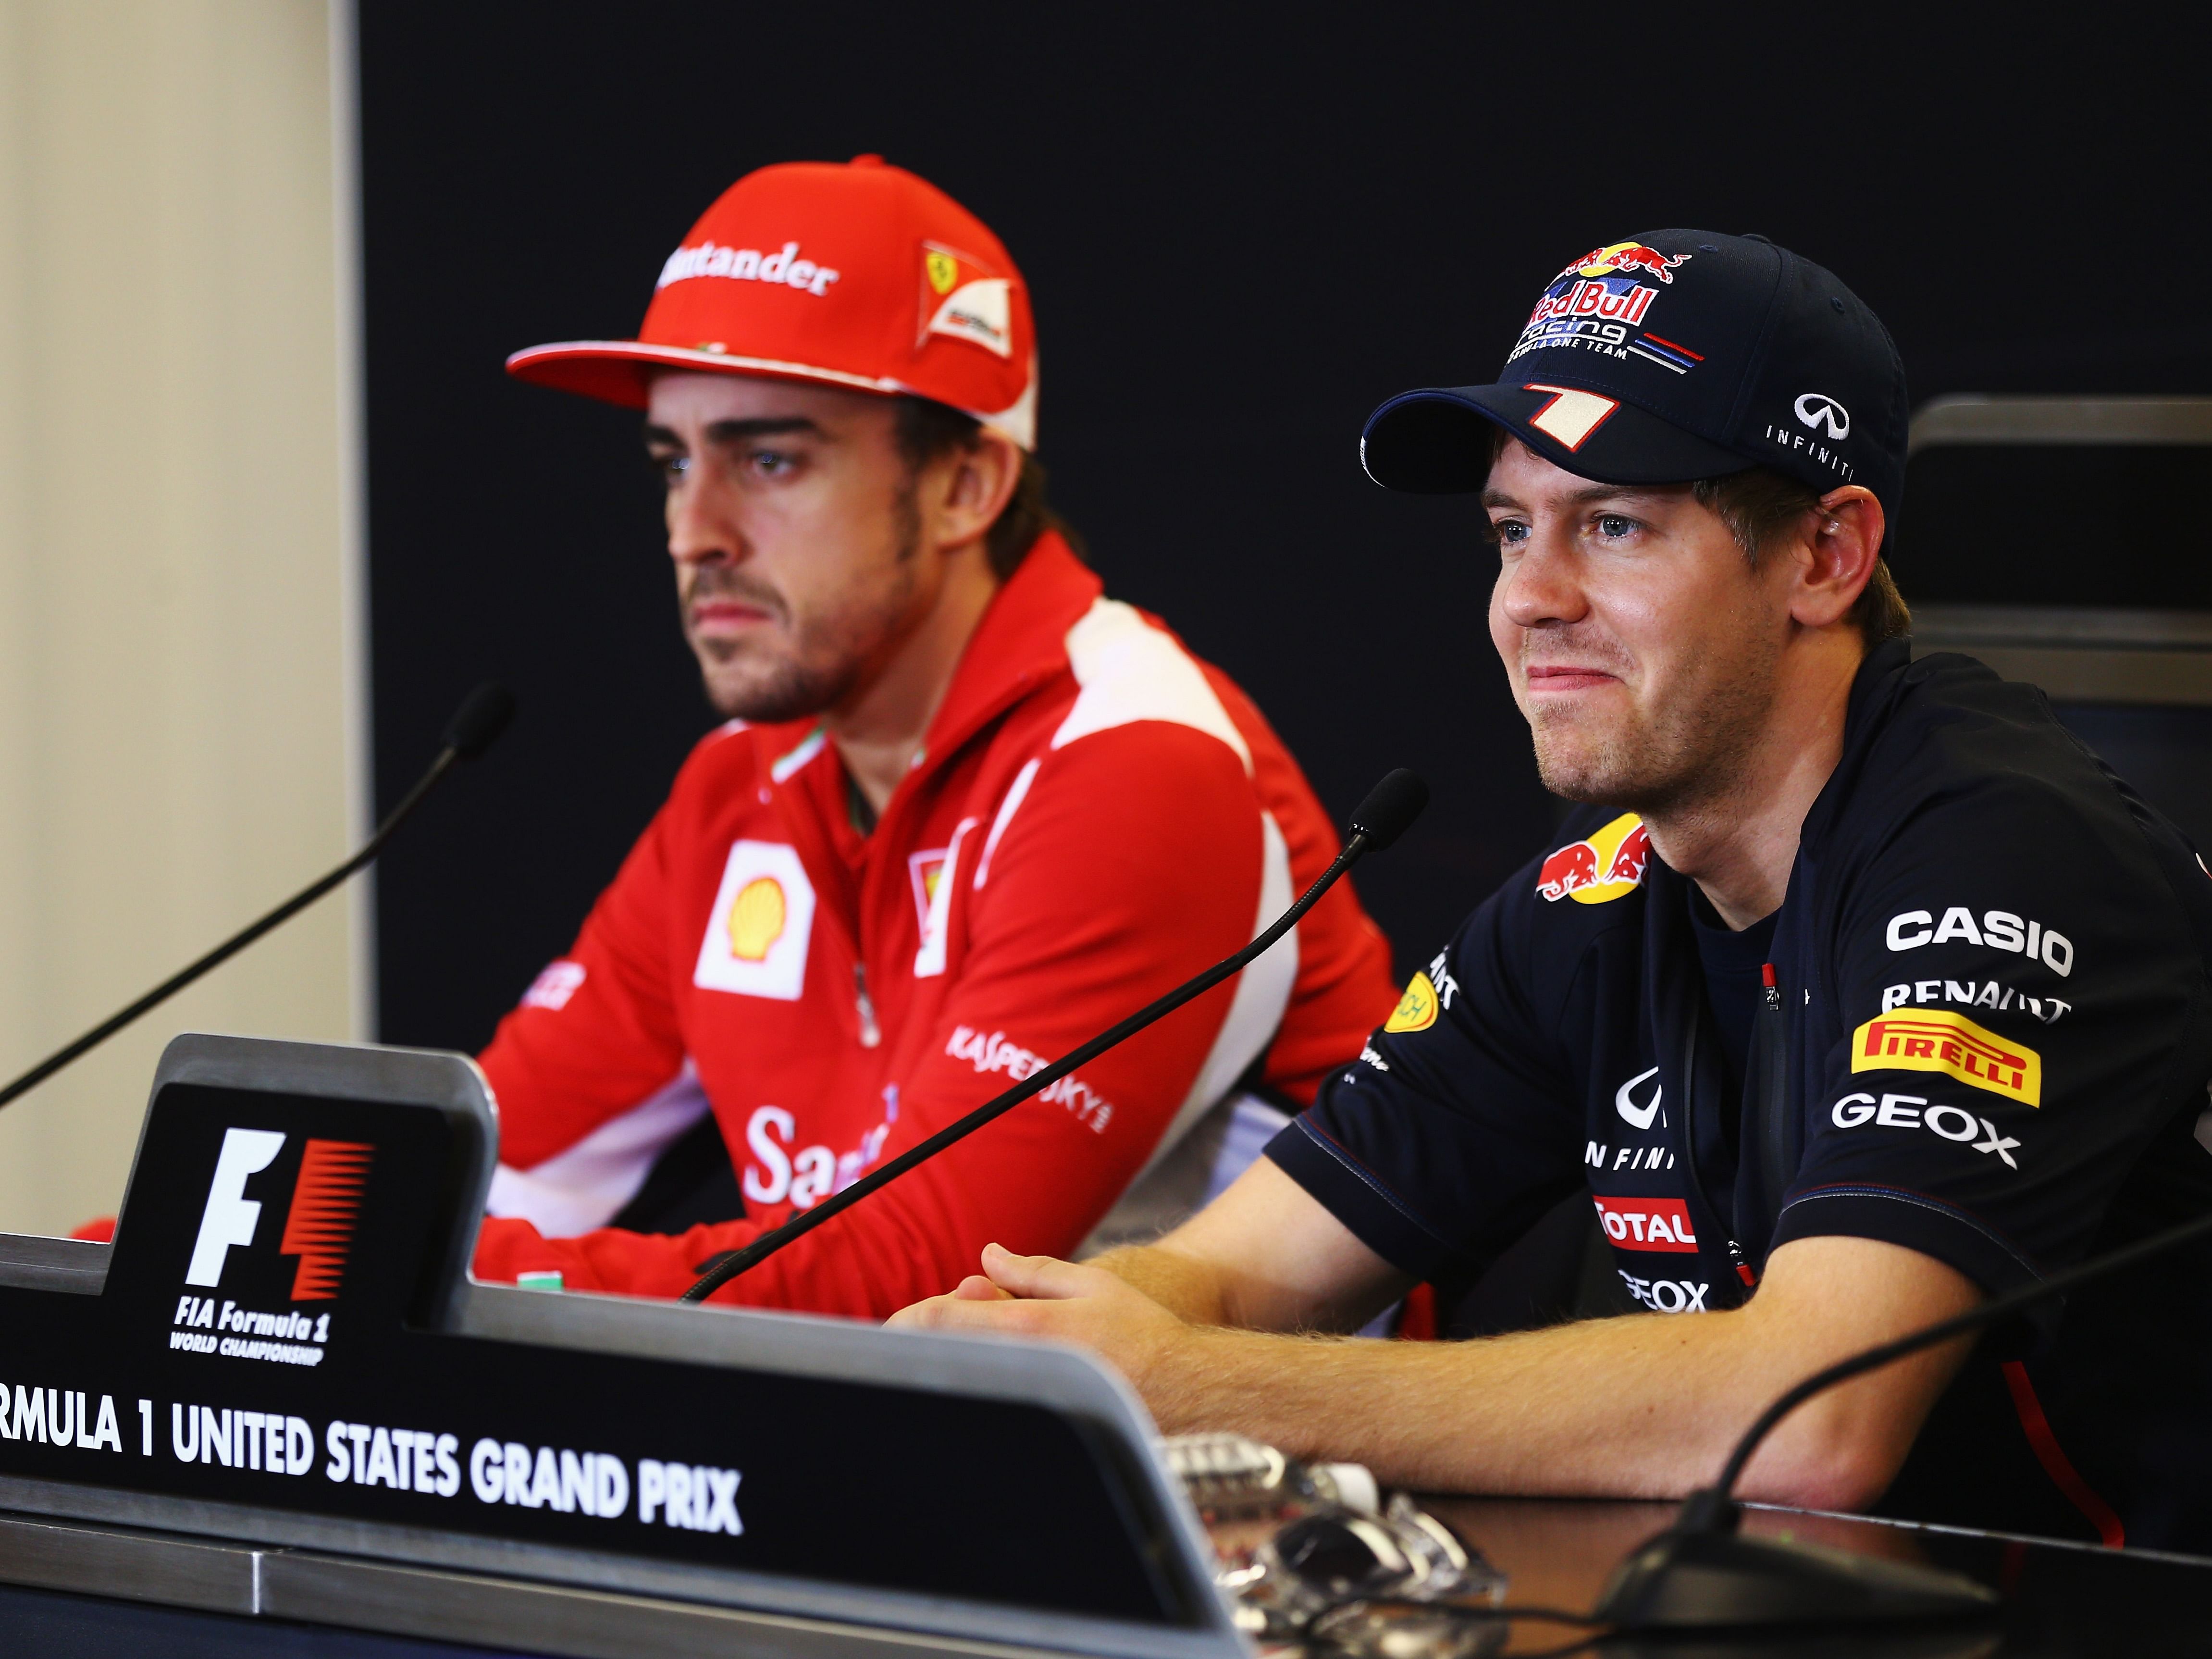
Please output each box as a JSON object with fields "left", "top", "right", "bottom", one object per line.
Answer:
{"left": 1527, "top": 624, "right": 1782, "bottom": 820}
{"left": 687, "top": 489, "right": 925, "bottom": 724}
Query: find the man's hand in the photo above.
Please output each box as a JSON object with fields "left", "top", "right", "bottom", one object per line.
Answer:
{"left": 890, "top": 1242, "right": 1196, "bottom": 1394}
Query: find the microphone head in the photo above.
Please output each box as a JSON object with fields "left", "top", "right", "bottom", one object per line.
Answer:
{"left": 1348, "top": 768, "right": 1428, "bottom": 851}
{"left": 444, "top": 682, "right": 517, "bottom": 761}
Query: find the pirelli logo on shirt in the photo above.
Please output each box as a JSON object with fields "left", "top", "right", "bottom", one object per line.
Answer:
{"left": 1850, "top": 1009, "right": 2041, "bottom": 1107}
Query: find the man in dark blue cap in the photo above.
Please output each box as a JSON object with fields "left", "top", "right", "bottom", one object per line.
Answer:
{"left": 895, "top": 232, "right": 2212, "bottom": 1550}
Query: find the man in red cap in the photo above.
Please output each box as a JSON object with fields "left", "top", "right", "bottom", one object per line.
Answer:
{"left": 471, "top": 156, "right": 1398, "bottom": 1317}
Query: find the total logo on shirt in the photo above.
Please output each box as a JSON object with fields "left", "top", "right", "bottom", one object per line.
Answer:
{"left": 1592, "top": 1194, "right": 1699, "bottom": 1253}
{"left": 694, "top": 841, "right": 816, "bottom": 1001}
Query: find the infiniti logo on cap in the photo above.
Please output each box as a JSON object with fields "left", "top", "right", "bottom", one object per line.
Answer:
{"left": 1793, "top": 393, "right": 1851, "bottom": 440}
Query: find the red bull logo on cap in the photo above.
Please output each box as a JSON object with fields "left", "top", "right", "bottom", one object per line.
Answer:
{"left": 1557, "top": 242, "right": 1691, "bottom": 285}
{"left": 1537, "top": 813, "right": 1651, "bottom": 905}
{"left": 1516, "top": 242, "right": 1693, "bottom": 364}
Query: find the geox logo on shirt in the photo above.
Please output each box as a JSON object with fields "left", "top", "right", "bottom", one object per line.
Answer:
{"left": 1850, "top": 1009, "right": 2042, "bottom": 1107}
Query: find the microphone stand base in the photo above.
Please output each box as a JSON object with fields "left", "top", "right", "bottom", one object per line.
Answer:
{"left": 1592, "top": 1524, "right": 2000, "bottom": 1630}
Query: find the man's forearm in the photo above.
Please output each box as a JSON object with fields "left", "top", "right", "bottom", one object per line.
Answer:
{"left": 1129, "top": 1300, "right": 1958, "bottom": 1507}
{"left": 1135, "top": 1307, "right": 1738, "bottom": 1498}
{"left": 1094, "top": 1232, "right": 1982, "bottom": 1508}
{"left": 899, "top": 1196, "right": 1978, "bottom": 1513}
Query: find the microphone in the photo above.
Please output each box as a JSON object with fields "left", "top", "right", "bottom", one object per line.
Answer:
{"left": 681, "top": 768, "right": 1431, "bottom": 1303}
{"left": 0, "top": 681, "right": 517, "bottom": 1112}
{"left": 1594, "top": 1205, "right": 2212, "bottom": 1629}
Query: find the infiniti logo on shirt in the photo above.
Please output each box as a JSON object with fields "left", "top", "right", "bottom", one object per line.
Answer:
{"left": 1615, "top": 1066, "right": 1665, "bottom": 1130}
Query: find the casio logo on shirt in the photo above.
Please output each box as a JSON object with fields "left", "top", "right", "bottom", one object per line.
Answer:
{"left": 1885, "top": 907, "right": 2074, "bottom": 978}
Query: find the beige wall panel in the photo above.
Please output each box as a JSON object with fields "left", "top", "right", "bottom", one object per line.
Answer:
{"left": 0, "top": 0, "right": 358, "bottom": 1235}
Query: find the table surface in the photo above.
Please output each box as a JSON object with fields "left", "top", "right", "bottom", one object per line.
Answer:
{"left": 5, "top": 1494, "right": 2212, "bottom": 1658}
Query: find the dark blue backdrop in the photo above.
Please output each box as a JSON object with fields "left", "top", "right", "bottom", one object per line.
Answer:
{"left": 358, "top": 4, "right": 2212, "bottom": 1050}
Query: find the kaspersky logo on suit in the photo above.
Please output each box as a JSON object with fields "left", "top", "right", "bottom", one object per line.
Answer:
{"left": 186, "top": 1128, "right": 373, "bottom": 1300}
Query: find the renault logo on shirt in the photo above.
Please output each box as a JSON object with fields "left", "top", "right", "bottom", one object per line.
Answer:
{"left": 1851, "top": 1008, "right": 2041, "bottom": 1107}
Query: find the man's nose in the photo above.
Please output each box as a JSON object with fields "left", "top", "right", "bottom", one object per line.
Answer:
{"left": 666, "top": 470, "right": 741, "bottom": 567}
{"left": 1498, "top": 534, "right": 1588, "bottom": 629}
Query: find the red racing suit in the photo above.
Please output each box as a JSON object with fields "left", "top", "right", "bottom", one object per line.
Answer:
{"left": 470, "top": 535, "right": 1397, "bottom": 1315}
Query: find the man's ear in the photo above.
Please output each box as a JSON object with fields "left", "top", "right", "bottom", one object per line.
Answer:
{"left": 921, "top": 428, "right": 1024, "bottom": 557}
{"left": 1789, "top": 484, "right": 1886, "bottom": 629}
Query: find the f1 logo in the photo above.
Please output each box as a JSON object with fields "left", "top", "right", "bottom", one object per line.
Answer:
{"left": 185, "top": 1128, "right": 286, "bottom": 1288}
{"left": 184, "top": 1127, "right": 375, "bottom": 1297}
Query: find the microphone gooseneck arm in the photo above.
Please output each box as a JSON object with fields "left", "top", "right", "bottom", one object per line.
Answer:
{"left": 0, "top": 681, "right": 516, "bottom": 1113}
{"left": 680, "top": 767, "right": 1430, "bottom": 1304}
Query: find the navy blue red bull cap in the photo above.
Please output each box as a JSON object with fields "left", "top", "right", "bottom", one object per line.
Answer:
{"left": 1359, "top": 231, "right": 1907, "bottom": 549}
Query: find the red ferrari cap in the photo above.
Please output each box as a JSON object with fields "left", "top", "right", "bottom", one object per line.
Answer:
{"left": 507, "top": 155, "right": 1038, "bottom": 449}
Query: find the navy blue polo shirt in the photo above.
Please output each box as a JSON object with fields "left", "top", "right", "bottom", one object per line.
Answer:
{"left": 1272, "top": 641, "right": 2212, "bottom": 1550}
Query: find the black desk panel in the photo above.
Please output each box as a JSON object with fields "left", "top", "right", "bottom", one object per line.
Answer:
{"left": 10, "top": 1494, "right": 2212, "bottom": 1657}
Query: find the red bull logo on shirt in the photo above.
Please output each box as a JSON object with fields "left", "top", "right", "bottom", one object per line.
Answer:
{"left": 1537, "top": 814, "right": 1651, "bottom": 905}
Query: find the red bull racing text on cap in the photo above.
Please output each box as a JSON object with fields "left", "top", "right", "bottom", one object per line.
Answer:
{"left": 1358, "top": 230, "right": 1908, "bottom": 552}
{"left": 507, "top": 156, "right": 1038, "bottom": 450}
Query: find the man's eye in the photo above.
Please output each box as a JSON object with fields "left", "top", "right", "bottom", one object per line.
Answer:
{"left": 747, "top": 448, "right": 798, "bottom": 477}
{"left": 1492, "top": 519, "right": 1531, "bottom": 547}
{"left": 651, "top": 453, "right": 689, "bottom": 485}
{"left": 1595, "top": 513, "right": 1637, "bottom": 540}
